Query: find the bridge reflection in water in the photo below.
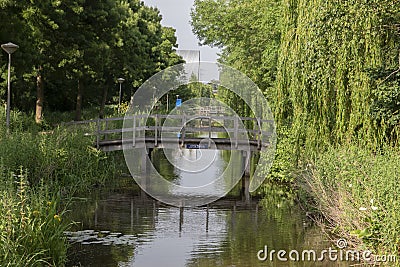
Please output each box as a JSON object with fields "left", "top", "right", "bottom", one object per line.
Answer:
{"left": 65, "top": 181, "right": 333, "bottom": 267}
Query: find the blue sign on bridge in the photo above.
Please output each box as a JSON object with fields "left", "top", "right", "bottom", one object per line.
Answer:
{"left": 186, "top": 144, "right": 208, "bottom": 149}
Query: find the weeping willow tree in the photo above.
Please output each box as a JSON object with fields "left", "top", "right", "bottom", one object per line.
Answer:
{"left": 275, "top": 0, "right": 400, "bottom": 157}
{"left": 192, "top": 0, "right": 400, "bottom": 162}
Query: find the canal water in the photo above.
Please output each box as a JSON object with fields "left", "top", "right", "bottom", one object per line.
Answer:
{"left": 65, "top": 149, "right": 346, "bottom": 266}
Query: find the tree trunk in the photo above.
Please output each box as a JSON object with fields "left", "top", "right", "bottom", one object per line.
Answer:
{"left": 35, "top": 65, "right": 44, "bottom": 124}
{"left": 99, "top": 86, "right": 108, "bottom": 119}
{"left": 75, "top": 78, "right": 83, "bottom": 121}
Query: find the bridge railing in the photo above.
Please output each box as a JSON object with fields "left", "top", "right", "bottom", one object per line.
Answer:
{"left": 65, "top": 114, "right": 274, "bottom": 151}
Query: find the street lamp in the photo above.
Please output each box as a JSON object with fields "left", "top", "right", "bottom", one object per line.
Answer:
{"left": 117, "top": 77, "right": 125, "bottom": 113}
{"left": 1, "top": 42, "right": 19, "bottom": 130}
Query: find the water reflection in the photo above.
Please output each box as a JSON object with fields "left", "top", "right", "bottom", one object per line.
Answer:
{"left": 66, "top": 182, "right": 343, "bottom": 267}
{"left": 66, "top": 149, "right": 342, "bottom": 266}
{"left": 132, "top": 147, "right": 246, "bottom": 206}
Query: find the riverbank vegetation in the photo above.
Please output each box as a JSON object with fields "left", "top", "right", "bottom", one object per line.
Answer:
{"left": 303, "top": 145, "right": 400, "bottom": 254}
{"left": 0, "top": 168, "right": 69, "bottom": 266}
{"left": 0, "top": 109, "right": 120, "bottom": 266}
{"left": 192, "top": 0, "right": 400, "bottom": 259}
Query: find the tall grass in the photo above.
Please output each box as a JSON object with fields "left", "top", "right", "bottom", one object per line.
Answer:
{"left": 0, "top": 167, "right": 69, "bottom": 266}
{"left": 0, "top": 108, "right": 119, "bottom": 265}
{"left": 0, "top": 113, "right": 117, "bottom": 189}
{"left": 301, "top": 144, "right": 400, "bottom": 256}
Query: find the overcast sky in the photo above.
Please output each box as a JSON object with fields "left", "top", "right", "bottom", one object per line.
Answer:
{"left": 142, "top": 0, "right": 220, "bottom": 62}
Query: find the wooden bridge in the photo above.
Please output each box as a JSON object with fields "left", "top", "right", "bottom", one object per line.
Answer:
{"left": 70, "top": 113, "right": 273, "bottom": 153}
{"left": 68, "top": 113, "right": 274, "bottom": 203}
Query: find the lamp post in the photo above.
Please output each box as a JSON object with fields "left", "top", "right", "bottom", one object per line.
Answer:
{"left": 1, "top": 42, "right": 19, "bottom": 130}
{"left": 117, "top": 77, "right": 125, "bottom": 113}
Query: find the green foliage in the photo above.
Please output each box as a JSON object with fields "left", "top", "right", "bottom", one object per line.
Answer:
{"left": 0, "top": 129, "right": 115, "bottom": 188}
{"left": 0, "top": 168, "right": 69, "bottom": 266}
{"left": 0, "top": 109, "right": 41, "bottom": 133}
{"left": 303, "top": 145, "right": 400, "bottom": 254}
{"left": 0, "top": 108, "right": 117, "bottom": 189}
{"left": 0, "top": 0, "right": 182, "bottom": 114}
{"left": 0, "top": 108, "right": 120, "bottom": 265}
{"left": 368, "top": 69, "right": 400, "bottom": 144}
{"left": 174, "top": 81, "right": 214, "bottom": 100}
{"left": 192, "top": 0, "right": 281, "bottom": 91}
{"left": 193, "top": 0, "right": 400, "bottom": 156}
{"left": 43, "top": 105, "right": 116, "bottom": 125}
{"left": 266, "top": 126, "right": 297, "bottom": 184}
{"left": 275, "top": 0, "right": 400, "bottom": 156}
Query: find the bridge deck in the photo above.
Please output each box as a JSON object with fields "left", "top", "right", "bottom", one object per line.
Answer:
{"left": 98, "top": 137, "right": 269, "bottom": 152}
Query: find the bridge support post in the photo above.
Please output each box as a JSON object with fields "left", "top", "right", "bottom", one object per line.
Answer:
{"left": 141, "top": 148, "right": 147, "bottom": 175}
{"left": 242, "top": 150, "right": 251, "bottom": 204}
{"left": 179, "top": 207, "right": 184, "bottom": 233}
{"left": 141, "top": 148, "right": 153, "bottom": 174}
{"left": 140, "top": 148, "right": 153, "bottom": 199}
{"left": 244, "top": 150, "right": 251, "bottom": 177}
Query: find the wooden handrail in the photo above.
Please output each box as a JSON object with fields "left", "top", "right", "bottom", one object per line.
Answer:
{"left": 66, "top": 113, "right": 274, "bottom": 151}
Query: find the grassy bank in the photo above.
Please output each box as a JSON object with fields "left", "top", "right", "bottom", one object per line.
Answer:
{"left": 0, "top": 168, "right": 69, "bottom": 266}
{"left": 0, "top": 109, "right": 119, "bottom": 266}
{"left": 300, "top": 144, "right": 400, "bottom": 258}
